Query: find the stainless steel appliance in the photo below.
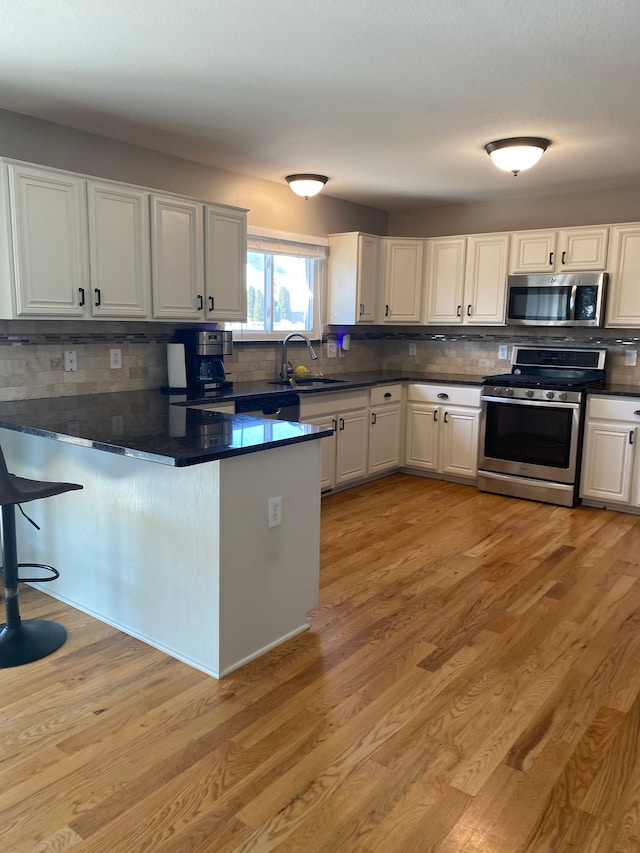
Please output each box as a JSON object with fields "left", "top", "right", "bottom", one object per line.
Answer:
{"left": 478, "top": 346, "right": 607, "bottom": 506}
{"left": 167, "top": 329, "right": 233, "bottom": 392}
{"left": 506, "top": 272, "right": 607, "bottom": 327}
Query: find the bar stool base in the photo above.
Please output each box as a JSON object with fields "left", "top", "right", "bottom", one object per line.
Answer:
{"left": 0, "top": 620, "right": 67, "bottom": 668}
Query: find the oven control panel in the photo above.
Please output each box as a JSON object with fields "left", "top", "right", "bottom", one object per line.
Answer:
{"left": 482, "top": 385, "right": 582, "bottom": 404}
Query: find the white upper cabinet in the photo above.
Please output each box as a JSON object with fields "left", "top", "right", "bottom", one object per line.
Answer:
{"left": 426, "top": 233, "right": 508, "bottom": 325}
{"left": 382, "top": 238, "right": 424, "bottom": 323}
{"left": 3, "top": 163, "right": 88, "bottom": 317}
{"left": 509, "top": 226, "right": 609, "bottom": 273}
{"left": 605, "top": 223, "right": 640, "bottom": 327}
{"left": 327, "top": 232, "right": 381, "bottom": 324}
{"left": 204, "top": 204, "right": 247, "bottom": 322}
{"left": 87, "top": 182, "right": 150, "bottom": 318}
{"left": 150, "top": 195, "right": 204, "bottom": 320}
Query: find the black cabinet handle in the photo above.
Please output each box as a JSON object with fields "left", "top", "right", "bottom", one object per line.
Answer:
{"left": 339, "top": 418, "right": 345, "bottom": 430}
{"left": 384, "top": 392, "right": 392, "bottom": 398}
{"left": 456, "top": 305, "right": 462, "bottom": 317}
{"left": 561, "top": 251, "right": 567, "bottom": 264}
{"left": 433, "top": 410, "right": 438, "bottom": 422}
{"left": 371, "top": 413, "right": 377, "bottom": 425}
{"left": 630, "top": 430, "right": 635, "bottom": 445}
{"left": 78, "top": 287, "right": 85, "bottom": 307}
{"left": 385, "top": 305, "right": 389, "bottom": 317}
{"left": 437, "top": 393, "right": 449, "bottom": 399}
{"left": 197, "top": 295, "right": 204, "bottom": 311}
{"left": 444, "top": 411, "right": 449, "bottom": 424}
{"left": 467, "top": 304, "right": 471, "bottom": 317}
{"left": 634, "top": 410, "right": 640, "bottom": 417}
{"left": 331, "top": 419, "right": 337, "bottom": 431}
{"left": 360, "top": 303, "right": 364, "bottom": 316}
{"left": 549, "top": 252, "right": 554, "bottom": 266}
{"left": 94, "top": 288, "right": 101, "bottom": 307}
{"left": 209, "top": 296, "right": 215, "bottom": 311}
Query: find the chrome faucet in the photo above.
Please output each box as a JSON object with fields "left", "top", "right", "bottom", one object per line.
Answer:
{"left": 280, "top": 333, "right": 319, "bottom": 379}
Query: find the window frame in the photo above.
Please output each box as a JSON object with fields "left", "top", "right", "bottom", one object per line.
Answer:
{"left": 228, "top": 227, "right": 327, "bottom": 343}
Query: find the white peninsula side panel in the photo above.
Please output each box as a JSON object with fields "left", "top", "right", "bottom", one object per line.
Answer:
{"left": 0, "top": 428, "right": 321, "bottom": 678}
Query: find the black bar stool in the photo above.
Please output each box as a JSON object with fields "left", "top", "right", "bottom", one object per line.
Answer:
{"left": 0, "top": 445, "right": 82, "bottom": 668}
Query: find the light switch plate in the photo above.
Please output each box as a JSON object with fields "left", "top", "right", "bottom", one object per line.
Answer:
{"left": 498, "top": 344, "right": 509, "bottom": 360}
{"left": 626, "top": 349, "right": 637, "bottom": 367}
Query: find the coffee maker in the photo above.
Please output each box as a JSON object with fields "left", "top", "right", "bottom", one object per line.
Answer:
{"left": 166, "top": 329, "right": 233, "bottom": 392}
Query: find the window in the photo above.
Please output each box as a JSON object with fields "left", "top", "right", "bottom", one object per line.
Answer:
{"left": 227, "top": 229, "right": 327, "bottom": 340}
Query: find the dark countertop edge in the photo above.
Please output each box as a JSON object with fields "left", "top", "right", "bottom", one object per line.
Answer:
{"left": 588, "top": 385, "right": 640, "bottom": 399}
{"left": 0, "top": 416, "right": 334, "bottom": 468}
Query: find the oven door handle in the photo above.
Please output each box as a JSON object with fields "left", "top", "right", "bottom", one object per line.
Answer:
{"left": 481, "top": 395, "right": 580, "bottom": 410}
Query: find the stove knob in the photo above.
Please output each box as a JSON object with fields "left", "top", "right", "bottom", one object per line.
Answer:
{"left": 545, "top": 391, "right": 555, "bottom": 400}
{"left": 525, "top": 389, "right": 534, "bottom": 398}
{"left": 492, "top": 387, "right": 503, "bottom": 395}
{"left": 505, "top": 388, "right": 514, "bottom": 397}
{"left": 558, "top": 392, "right": 568, "bottom": 401}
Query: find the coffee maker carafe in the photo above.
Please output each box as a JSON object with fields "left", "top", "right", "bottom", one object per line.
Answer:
{"left": 167, "top": 329, "right": 233, "bottom": 392}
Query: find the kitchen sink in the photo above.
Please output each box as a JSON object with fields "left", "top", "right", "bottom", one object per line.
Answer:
{"left": 267, "top": 377, "right": 348, "bottom": 387}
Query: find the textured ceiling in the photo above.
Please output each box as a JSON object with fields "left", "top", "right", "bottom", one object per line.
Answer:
{"left": 1, "top": 0, "right": 640, "bottom": 210}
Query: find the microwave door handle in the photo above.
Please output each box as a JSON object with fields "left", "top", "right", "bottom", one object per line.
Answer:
{"left": 569, "top": 284, "right": 577, "bottom": 320}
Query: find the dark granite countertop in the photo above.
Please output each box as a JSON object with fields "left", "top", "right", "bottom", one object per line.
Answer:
{"left": 0, "top": 390, "right": 332, "bottom": 467}
{"left": 588, "top": 384, "right": 640, "bottom": 398}
{"left": 167, "top": 370, "right": 486, "bottom": 407}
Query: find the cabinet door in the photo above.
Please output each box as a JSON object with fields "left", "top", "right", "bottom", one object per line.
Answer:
{"left": 463, "top": 234, "right": 509, "bottom": 325}
{"left": 369, "top": 404, "right": 401, "bottom": 474}
{"left": 151, "top": 195, "right": 204, "bottom": 320}
{"left": 426, "top": 237, "right": 466, "bottom": 324}
{"left": 558, "top": 226, "right": 608, "bottom": 271}
{"left": 87, "top": 182, "right": 150, "bottom": 318}
{"left": 509, "top": 230, "right": 556, "bottom": 273}
{"left": 581, "top": 421, "right": 635, "bottom": 503}
{"left": 204, "top": 205, "right": 247, "bottom": 321}
{"left": 357, "top": 234, "right": 380, "bottom": 323}
{"left": 336, "top": 408, "right": 369, "bottom": 484}
{"left": 383, "top": 238, "right": 423, "bottom": 323}
{"left": 440, "top": 407, "right": 480, "bottom": 479}
{"left": 8, "top": 163, "right": 87, "bottom": 316}
{"left": 404, "top": 403, "right": 439, "bottom": 471}
{"left": 605, "top": 224, "right": 640, "bottom": 327}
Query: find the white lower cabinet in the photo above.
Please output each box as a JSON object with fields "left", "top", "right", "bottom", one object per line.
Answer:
{"left": 300, "top": 390, "right": 369, "bottom": 491}
{"left": 581, "top": 396, "right": 640, "bottom": 509}
{"left": 369, "top": 384, "right": 402, "bottom": 474}
{"left": 404, "top": 384, "right": 481, "bottom": 481}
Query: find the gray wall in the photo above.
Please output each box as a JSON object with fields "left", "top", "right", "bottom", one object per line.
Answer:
{"left": 0, "top": 108, "right": 388, "bottom": 237}
{"left": 388, "top": 181, "right": 640, "bottom": 237}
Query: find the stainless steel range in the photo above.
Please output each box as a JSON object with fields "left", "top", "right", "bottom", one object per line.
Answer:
{"left": 477, "top": 346, "right": 607, "bottom": 507}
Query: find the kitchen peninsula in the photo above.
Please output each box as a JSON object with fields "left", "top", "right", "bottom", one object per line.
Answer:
{"left": 0, "top": 390, "right": 331, "bottom": 678}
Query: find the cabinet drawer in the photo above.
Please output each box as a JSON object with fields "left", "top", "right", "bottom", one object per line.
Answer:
{"left": 407, "top": 383, "right": 481, "bottom": 407}
{"left": 370, "top": 383, "right": 402, "bottom": 406}
{"left": 587, "top": 395, "right": 640, "bottom": 422}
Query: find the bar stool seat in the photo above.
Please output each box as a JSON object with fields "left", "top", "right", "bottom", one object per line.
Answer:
{"left": 0, "top": 446, "right": 82, "bottom": 668}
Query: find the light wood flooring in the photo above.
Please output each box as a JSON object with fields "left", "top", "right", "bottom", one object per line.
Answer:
{"left": 3, "top": 473, "right": 640, "bottom": 852}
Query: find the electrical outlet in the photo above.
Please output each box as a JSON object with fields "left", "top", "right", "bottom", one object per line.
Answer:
{"left": 626, "top": 349, "right": 638, "bottom": 367}
{"left": 268, "top": 495, "right": 282, "bottom": 528}
{"left": 498, "top": 344, "right": 509, "bottom": 360}
{"left": 408, "top": 343, "right": 417, "bottom": 357}
{"left": 110, "top": 348, "right": 122, "bottom": 369}
{"left": 326, "top": 342, "right": 337, "bottom": 358}
{"left": 63, "top": 351, "right": 77, "bottom": 372}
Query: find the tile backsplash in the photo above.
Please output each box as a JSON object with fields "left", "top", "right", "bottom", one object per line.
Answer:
{"left": 0, "top": 320, "right": 639, "bottom": 402}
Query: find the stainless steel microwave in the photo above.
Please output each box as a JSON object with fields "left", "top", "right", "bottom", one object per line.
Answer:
{"left": 506, "top": 272, "right": 607, "bottom": 327}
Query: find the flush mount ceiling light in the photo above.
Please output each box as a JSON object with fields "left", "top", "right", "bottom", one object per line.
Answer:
{"left": 285, "top": 174, "right": 329, "bottom": 199}
{"left": 484, "top": 137, "right": 551, "bottom": 176}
